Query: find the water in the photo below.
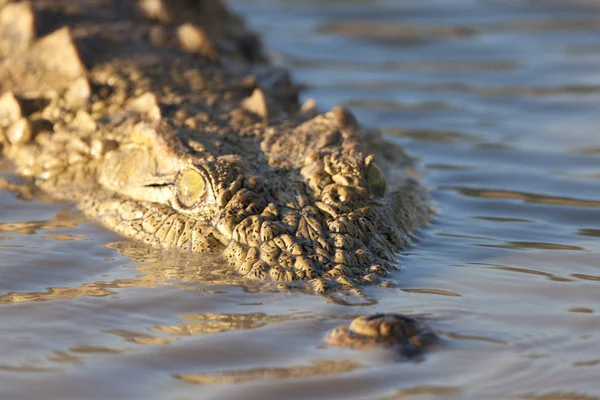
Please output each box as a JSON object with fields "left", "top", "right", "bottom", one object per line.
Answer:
{"left": 2, "top": 0, "right": 600, "bottom": 398}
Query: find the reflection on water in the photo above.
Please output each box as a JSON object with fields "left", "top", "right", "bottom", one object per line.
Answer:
{"left": 176, "top": 360, "right": 361, "bottom": 385}
{"left": 446, "top": 186, "right": 600, "bottom": 208}
{"left": 2, "top": 0, "right": 600, "bottom": 398}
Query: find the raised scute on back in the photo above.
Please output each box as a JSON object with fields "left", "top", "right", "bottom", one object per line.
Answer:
{"left": 0, "top": 2, "right": 35, "bottom": 59}
{"left": 0, "top": 27, "right": 89, "bottom": 102}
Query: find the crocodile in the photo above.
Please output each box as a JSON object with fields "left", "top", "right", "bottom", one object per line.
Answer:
{"left": 0, "top": 0, "right": 434, "bottom": 353}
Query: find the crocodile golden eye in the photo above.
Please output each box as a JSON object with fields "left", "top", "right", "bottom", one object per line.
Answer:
{"left": 177, "top": 169, "right": 206, "bottom": 208}
{"left": 367, "top": 161, "right": 386, "bottom": 197}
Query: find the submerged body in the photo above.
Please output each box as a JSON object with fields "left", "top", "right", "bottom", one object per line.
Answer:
{"left": 0, "top": 0, "right": 433, "bottom": 351}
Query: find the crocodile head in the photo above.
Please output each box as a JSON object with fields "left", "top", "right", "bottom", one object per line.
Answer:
{"left": 0, "top": 0, "right": 430, "bottom": 294}
{"left": 93, "top": 100, "right": 429, "bottom": 293}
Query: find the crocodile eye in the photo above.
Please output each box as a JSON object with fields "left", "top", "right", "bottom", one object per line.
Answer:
{"left": 367, "top": 161, "right": 386, "bottom": 197}
{"left": 177, "top": 169, "right": 206, "bottom": 208}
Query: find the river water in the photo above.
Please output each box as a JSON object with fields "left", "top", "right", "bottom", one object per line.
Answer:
{"left": 1, "top": 0, "right": 600, "bottom": 399}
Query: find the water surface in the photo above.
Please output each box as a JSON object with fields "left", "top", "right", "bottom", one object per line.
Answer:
{"left": 1, "top": 0, "right": 600, "bottom": 398}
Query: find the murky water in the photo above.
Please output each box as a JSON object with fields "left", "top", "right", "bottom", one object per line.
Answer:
{"left": 2, "top": 0, "right": 600, "bottom": 398}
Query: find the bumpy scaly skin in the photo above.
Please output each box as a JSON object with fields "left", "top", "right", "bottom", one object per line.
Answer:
{"left": 0, "top": 0, "right": 434, "bottom": 351}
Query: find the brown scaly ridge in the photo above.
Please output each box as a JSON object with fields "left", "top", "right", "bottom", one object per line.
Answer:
{"left": 0, "top": 0, "right": 435, "bottom": 353}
